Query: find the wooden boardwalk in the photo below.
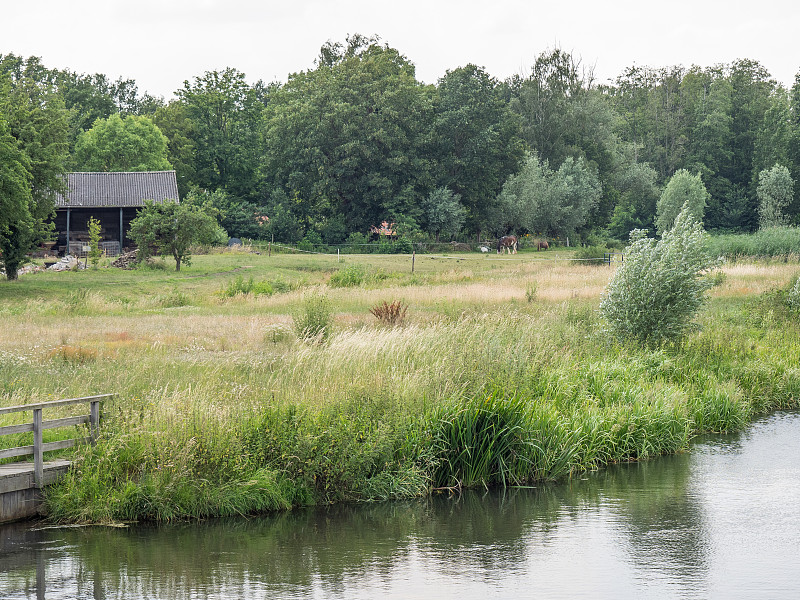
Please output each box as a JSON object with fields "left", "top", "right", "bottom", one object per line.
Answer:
{"left": 0, "top": 461, "right": 71, "bottom": 522}
{"left": 0, "top": 395, "right": 111, "bottom": 523}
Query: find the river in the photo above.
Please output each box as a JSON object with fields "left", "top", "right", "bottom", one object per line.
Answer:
{"left": 2, "top": 410, "right": 799, "bottom": 599}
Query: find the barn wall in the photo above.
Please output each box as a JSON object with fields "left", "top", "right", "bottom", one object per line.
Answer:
{"left": 53, "top": 207, "right": 141, "bottom": 253}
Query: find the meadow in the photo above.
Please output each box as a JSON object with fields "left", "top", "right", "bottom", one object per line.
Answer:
{"left": 1, "top": 247, "right": 799, "bottom": 522}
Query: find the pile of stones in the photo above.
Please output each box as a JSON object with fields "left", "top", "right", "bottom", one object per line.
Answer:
{"left": 47, "top": 255, "right": 86, "bottom": 272}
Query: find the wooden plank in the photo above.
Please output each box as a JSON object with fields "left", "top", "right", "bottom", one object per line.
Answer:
{"left": 0, "top": 416, "right": 89, "bottom": 439}
{"left": 33, "top": 409, "right": 42, "bottom": 487}
{"left": 43, "top": 415, "right": 89, "bottom": 430}
{"left": 0, "top": 423, "right": 34, "bottom": 436}
{"left": 0, "top": 460, "right": 72, "bottom": 495}
{"left": 42, "top": 438, "right": 84, "bottom": 452}
{"left": 0, "top": 445, "right": 34, "bottom": 460}
{"left": 0, "top": 394, "right": 114, "bottom": 416}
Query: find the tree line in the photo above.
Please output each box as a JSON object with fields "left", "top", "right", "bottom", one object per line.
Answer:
{"left": 3, "top": 35, "right": 800, "bottom": 263}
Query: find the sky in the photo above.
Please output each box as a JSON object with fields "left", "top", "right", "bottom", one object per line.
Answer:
{"left": 4, "top": 0, "right": 799, "bottom": 98}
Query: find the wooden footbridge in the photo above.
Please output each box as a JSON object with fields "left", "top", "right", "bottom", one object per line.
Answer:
{"left": 0, "top": 394, "right": 111, "bottom": 523}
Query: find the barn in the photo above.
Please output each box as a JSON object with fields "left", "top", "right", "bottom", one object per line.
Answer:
{"left": 52, "top": 171, "right": 180, "bottom": 256}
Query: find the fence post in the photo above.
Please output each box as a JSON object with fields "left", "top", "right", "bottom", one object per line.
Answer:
{"left": 33, "top": 408, "right": 43, "bottom": 488}
{"left": 90, "top": 400, "right": 100, "bottom": 444}
{"left": 412, "top": 250, "right": 415, "bottom": 273}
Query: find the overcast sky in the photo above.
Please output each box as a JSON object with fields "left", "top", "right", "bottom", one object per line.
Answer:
{"left": 4, "top": 0, "right": 799, "bottom": 98}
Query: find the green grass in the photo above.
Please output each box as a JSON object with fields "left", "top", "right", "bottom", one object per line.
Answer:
{"left": 2, "top": 251, "right": 799, "bottom": 523}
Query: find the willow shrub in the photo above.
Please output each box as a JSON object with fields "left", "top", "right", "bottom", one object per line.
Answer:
{"left": 600, "top": 205, "right": 717, "bottom": 345}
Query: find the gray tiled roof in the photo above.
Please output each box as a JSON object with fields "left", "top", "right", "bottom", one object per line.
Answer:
{"left": 55, "top": 171, "right": 180, "bottom": 208}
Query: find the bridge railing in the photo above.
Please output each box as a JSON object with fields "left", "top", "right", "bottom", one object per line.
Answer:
{"left": 0, "top": 394, "right": 113, "bottom": 488}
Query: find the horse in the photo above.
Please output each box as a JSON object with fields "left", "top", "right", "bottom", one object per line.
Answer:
{"left": 536, "top": 240, "right": 549, "bottom": 251}
{"left": 497, "top": 235, "right": 518, "bottom": 254}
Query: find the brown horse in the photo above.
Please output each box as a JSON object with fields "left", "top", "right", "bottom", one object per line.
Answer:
{"left": 497, "top": 235, "right": 518, "bottom": 254}
{"left": 536, "top": 240, "right": 549, "bottom": 251}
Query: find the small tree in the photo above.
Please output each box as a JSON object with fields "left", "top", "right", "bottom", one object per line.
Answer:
{"left": 655, "top": 170, "right": 709, "bottom": 235}
{"left": 757, "top": 164, "right": 794, "bottom": 229}
{"left": 600, "top": 204, "right": 717, "bottom": 345}
{"left": 129, "top": 201, "right": 223, "bottom": 271}
{"left": 87, "top": 216, "right": 102, "bottom": 268}
{"left": 423, "top": 187, "right": 465, "bottom": 241}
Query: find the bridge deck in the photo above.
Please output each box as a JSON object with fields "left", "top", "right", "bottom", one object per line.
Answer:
{"left": 0, "top": 460, "right": 71, "bottom": 495}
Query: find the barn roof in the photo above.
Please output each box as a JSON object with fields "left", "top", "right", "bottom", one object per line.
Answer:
{"left": 55, "top": 171, "right": 180, "bottom": 208}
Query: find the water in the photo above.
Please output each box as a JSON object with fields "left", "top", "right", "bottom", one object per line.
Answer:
{"left": 2, "top": 411, "right": 800, "bottom": 599}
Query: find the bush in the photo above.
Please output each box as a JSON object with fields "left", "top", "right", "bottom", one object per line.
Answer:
{"left": 329, "top": 265, "right": 367, "bottom": 288}
{"left": 293, "top": 291, "right": 333, "bottom": 341}
{"left": 599, "top": 204, "right": 718, "bottom": 345}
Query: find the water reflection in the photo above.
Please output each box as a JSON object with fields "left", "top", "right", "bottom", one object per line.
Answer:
{"left": 2, "top": 411, "right": 799, "bottom": 599}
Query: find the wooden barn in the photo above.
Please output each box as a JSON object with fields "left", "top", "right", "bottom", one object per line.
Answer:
{"left": 52, "top": 171, "right": 180, "bottom": 256}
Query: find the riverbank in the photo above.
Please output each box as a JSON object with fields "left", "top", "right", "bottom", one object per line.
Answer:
{"left": 1, "top": 252, "right": 798, "bottom": 522}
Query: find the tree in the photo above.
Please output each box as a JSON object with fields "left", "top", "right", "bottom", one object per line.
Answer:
{"left": 128, "top": 201, "right": 224, "bottom": 271}
{"left": 263, "top": 36, "right": 435, "bottom": 233}
{"left": 177, "top": 68, "right": 263, "bottom": 201}
{"left": 0, "top": 117, "right": 33, "bottom": 279}
{"left": 607, "top": 162, "right": 660, "bottom": 239}
{"left": 494, "top": 153, "right": 601, "bottom": 237}
{"left": 87, "top": 216, "right": 102, "bottom": 268}
{"left": 73, "top": 113, "right": 172, "bottom": 172}
{"left": 422, "top": 187, "right": 465, "bottom": 241}
{"left": 433, "top": 64, "right": 524, "bottom": 237}
{"left": 599, "top": 204, "right": 717, "bottom": 345}
{"left": 757, "top": 164, "right": 794, "bottom": 228}
{"left": 183, "top": 187, "right": 269, "bottom": 240}
{"left": 152, "top": 101, "right": 196, "bottom": 197}
{"left": 656, "top": 169, "right": 709, "bottom": 234}
{"left": 0, "top": 55, "right": 69, "bottom": 279}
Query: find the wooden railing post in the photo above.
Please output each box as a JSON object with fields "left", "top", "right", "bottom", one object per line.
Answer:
{"left": 33, "top": 408, "right": 43, "bottom": 488}
{"left": 90, "top": 400, "right": 100, "bottom": 444}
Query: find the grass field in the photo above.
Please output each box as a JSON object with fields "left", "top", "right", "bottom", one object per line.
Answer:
{"left": 2, "top": 247, "right": 799, "bottom": 522}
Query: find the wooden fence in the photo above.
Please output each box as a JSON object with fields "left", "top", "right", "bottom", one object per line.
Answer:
{"left": 0, "top": 394, "right": 112, "bottom": 488}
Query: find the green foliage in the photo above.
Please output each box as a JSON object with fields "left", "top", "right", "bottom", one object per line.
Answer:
{"left": 329, "top": 264, "right": 367, "bottom": 287}
{"left": 74, "top": 113, "right": 172, "bottom": 171}
{"left": 430, "top": 393, "right": 533, "bottom": 488}
{"left": 757, "top": 163, "right": 794, "bottom": 228}
{"left": 218, "top": 275, "right": 288, "bottom": 298}
{"left": 183, "top": 188, "right": 269, "bottom": 240}
{"left": 177, "top": 68, "right": 263, "bottom": 201}
{"left": 422, "top": 187, "right": 465, "bottom": 241}
{"left": 786, "top": 276, "right": 800, "bottom": 313}
{"left": 87, "top": 216, "right": 102, "bottom": 268}
{"left": 600, "top": 205, "right": 718, "bottom": 344}
{"left": 128, "top": 201, "right": 223, "bottom": 271}
{"left": 0, "top": 56, "right": 69, "bottom": 280}
{"left": 494, "top": 152, "right": 601, "bottom": 237}
{"left": 297, "top": 230, "right": 324, "bottom": 252}
{"left": 608, "top": 163, "right": 660, "bottom": 239}
{"left": 574, "top": 245, "right": 609, "bottom": 264}
{"left": 656, "top": 169, "right": 709, "bottom": 235}
{"left": 434, "top": 64, "right": 525, "bottom": 234}
{"left": 0, "top": 117, "right": 34, "bottom": 279}
{"left": 263, "top": 36, "right": 435, "bottom": 233}
{"left": 293, "top": 291, "right": 333, "bottom": 341}
{"left": 707, "top": 227, "right": 800, "bottom": 258}
{"left": 525, "top": 282, "right": 538, "bottom": 302}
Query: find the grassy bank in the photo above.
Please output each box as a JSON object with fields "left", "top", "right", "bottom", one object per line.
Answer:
{"left": 1, "top": 250, "right": 799, "bottom": 522}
